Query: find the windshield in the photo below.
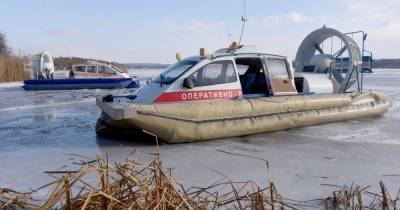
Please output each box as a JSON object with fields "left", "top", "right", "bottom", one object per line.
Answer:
{"left": 153, "top": 60, "right": 198, "bottom": 85}
{"left": 111, "top": 66, "right": 125, "bottom": 73}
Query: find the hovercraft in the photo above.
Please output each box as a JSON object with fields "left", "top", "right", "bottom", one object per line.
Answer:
{"left": 96, "top": 27, "right": 388, "bottom": 143}
{"left": 23, "top": 52, "right": 140, "bottom": 90}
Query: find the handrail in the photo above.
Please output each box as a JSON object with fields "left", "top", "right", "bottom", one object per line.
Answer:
{"left": 345, "top": 30, "right": 367, "bottom": 93}
{"left": 212, "top": 52, "right": 287, "bottom": 60}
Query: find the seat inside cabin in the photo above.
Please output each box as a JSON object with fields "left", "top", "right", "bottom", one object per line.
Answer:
{"left": 235, "top": 58, "right": 271, "bottom": 98}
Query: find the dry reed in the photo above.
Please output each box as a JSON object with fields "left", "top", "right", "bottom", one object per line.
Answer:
{"left": 0, "top": 56, "right": 29, "bottom": 82}
{"left": 0, "top": 131, "right": 399, "bottom": 210}
{"left": 0, "top": 149, "right": 295, "bottom": 209}
{"left": 1, "top": 151, "right": 398, "bottom": 210}
{"left": 320, "top": 182, "right": 400, "bottom": 210}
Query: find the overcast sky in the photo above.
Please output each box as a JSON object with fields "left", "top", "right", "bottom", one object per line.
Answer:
{"left": 1, "top": 0, "right": 399, "bottom": 63}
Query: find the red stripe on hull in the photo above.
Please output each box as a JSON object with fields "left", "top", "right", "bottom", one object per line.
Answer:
{"left": 153, "top": 89, "right": 243, "bottom": 103}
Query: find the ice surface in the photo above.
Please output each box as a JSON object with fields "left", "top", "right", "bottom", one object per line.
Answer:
{"left": 0, "top": 69, "right": 399, "bottom": 202}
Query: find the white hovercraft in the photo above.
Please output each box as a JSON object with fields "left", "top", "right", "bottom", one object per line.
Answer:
{"left": 95, "top": 27, "right": 388, "bottom": 143}
{"left": 23, "top": 52, "right": 139, "bottom": 90}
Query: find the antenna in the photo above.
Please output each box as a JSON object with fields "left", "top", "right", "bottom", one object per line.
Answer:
{"left": 238, "top": 0, "right": 247, "bottom": 45}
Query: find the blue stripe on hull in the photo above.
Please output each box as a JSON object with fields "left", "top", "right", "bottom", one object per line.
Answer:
{"left": 22, "top": 78, "right": 140, "bottom": 90}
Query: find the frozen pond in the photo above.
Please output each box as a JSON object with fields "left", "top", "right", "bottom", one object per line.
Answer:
{"left": 0, "top": 69, "right": 399, "bottom": 201}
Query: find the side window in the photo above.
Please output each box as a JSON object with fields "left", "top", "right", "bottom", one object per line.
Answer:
{"left": 104, "top": 67, "right": 116, "bottom": 74}
{"left": 267, "top": 59, "right": 289, "bottom": 79}
{"left": 98, "top": 66, "right": 115, "bottom": 74}
{"left": 87, "top": 66, "right": 97, "bottom": 73}
{"left": 98, "top": 66, "right": 105, "bottom": 73}
{"left": 190, "top": 61, "right": 237, "bottom": 87}
{"left": 74, "top": 66, "right": 86, "bottom": 72}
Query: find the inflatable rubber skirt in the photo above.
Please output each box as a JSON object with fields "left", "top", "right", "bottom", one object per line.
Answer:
{"left": 96, "top": 92, "right": 388, "bottom": 143}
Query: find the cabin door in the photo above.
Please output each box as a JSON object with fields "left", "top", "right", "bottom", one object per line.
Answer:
{"left": 265, "top": 58, "right": 297, "bottom": 95}
{"left": 183, "top": 60, "right": 242, "bottom": 100}
{"left": 236, "top": 57, "right": 271, "bottom": 97}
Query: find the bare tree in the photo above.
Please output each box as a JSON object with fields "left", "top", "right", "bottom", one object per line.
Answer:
{"left": 0, "top": 32, "right": 10, "bottom": 56}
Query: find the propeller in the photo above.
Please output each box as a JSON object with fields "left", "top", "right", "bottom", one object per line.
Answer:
{"left": 295, "top": 27, "right": 363, "bottom": 93}
{"left": 333, "top": 46, "right": 347, "bottom": 58}
{"left": 314, "top": 42, "right": 347, "bottom": 59}
{"left": 313, "top": 43, "right": 324, "bottom": 54}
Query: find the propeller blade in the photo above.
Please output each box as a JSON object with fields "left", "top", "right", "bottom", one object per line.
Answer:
{"left": 334, "top": 46, "right": 347, "bottom": 58}
{"left": 313, "top": 43, "right": 324, "bottom": 54}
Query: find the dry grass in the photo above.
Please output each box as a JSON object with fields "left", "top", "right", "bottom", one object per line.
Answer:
{"left": 0, "top": 134, "right": 399, "bottom": 209}
{"left": 0, "top": 56, "right": 29, "bottom": 82}
{"left": 53, "top": 57, "right": 87, "bottom": 70}
{"left": 0, "top": 151, "right": 292, "bottom": 210}
{"left": 320, "top": 182, "right": 400, "bottom": 210}
{"left": 0, "top": 31, "right": 29, "bottom": 82}
{"left": 1, "top": 151, "right": 398, "bottom": 210}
